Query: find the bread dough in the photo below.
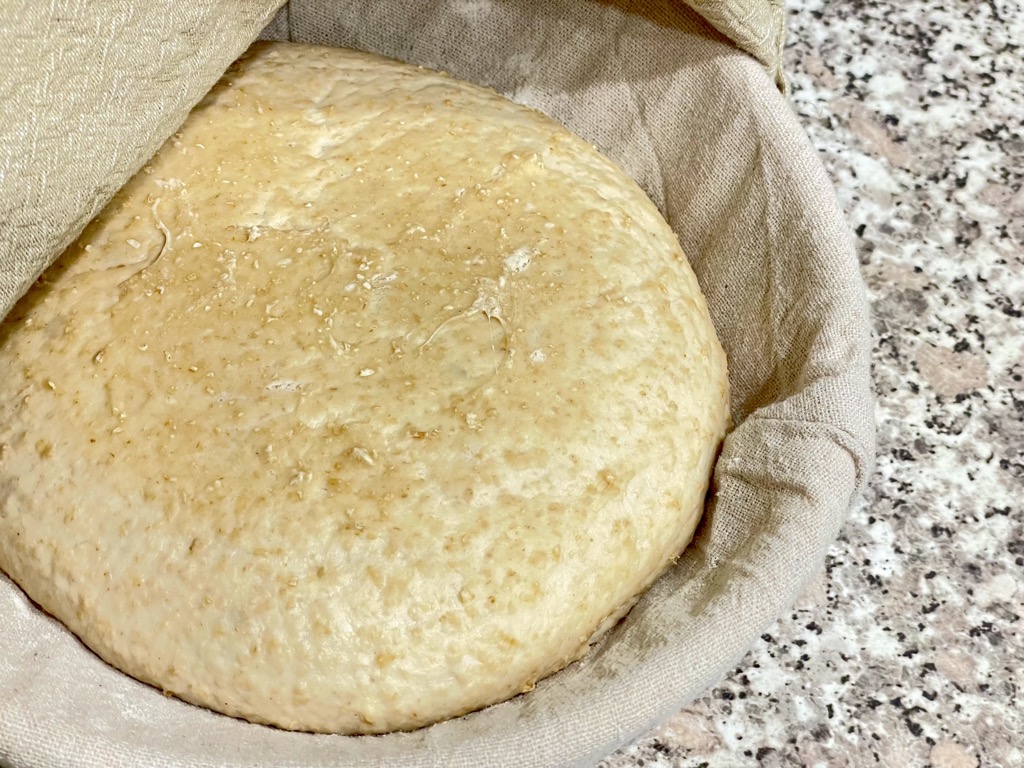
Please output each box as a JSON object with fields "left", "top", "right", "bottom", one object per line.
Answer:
{"left": 0, "top": 42, "right": 729, "bottom": 734}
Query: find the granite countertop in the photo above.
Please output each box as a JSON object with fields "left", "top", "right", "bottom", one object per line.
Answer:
{"left": 603, "top": 0, "right": 1023, "bottom": 766}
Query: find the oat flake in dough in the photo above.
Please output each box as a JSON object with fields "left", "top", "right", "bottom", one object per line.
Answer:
{"left": 0, "top": 42, "right": 729, "bottom": 734}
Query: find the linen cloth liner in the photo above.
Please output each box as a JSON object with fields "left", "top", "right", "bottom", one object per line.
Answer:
{"left": 0, "top": 2, "right": 874, "bottom": 767}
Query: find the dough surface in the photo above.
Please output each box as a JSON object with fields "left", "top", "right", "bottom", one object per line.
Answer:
{"left": 0, "top": 42, "right": 728, "bottom": 734}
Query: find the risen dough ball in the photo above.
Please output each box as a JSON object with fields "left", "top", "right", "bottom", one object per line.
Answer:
{"left": 0, "top": 42, "right": 728, "bottom": 734}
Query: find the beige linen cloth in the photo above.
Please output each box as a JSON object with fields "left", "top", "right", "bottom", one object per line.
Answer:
{"left": 0, "top": 2, "right": 873, "bottom": 767}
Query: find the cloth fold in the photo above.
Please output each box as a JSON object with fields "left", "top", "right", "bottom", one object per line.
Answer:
{"left": 0, "top": 2, "right": 873, "bottom": 767}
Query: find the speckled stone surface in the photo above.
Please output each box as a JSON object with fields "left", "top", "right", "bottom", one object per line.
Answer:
{"left": 601, "top": 1, "right": 1024, "bottom": 766}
